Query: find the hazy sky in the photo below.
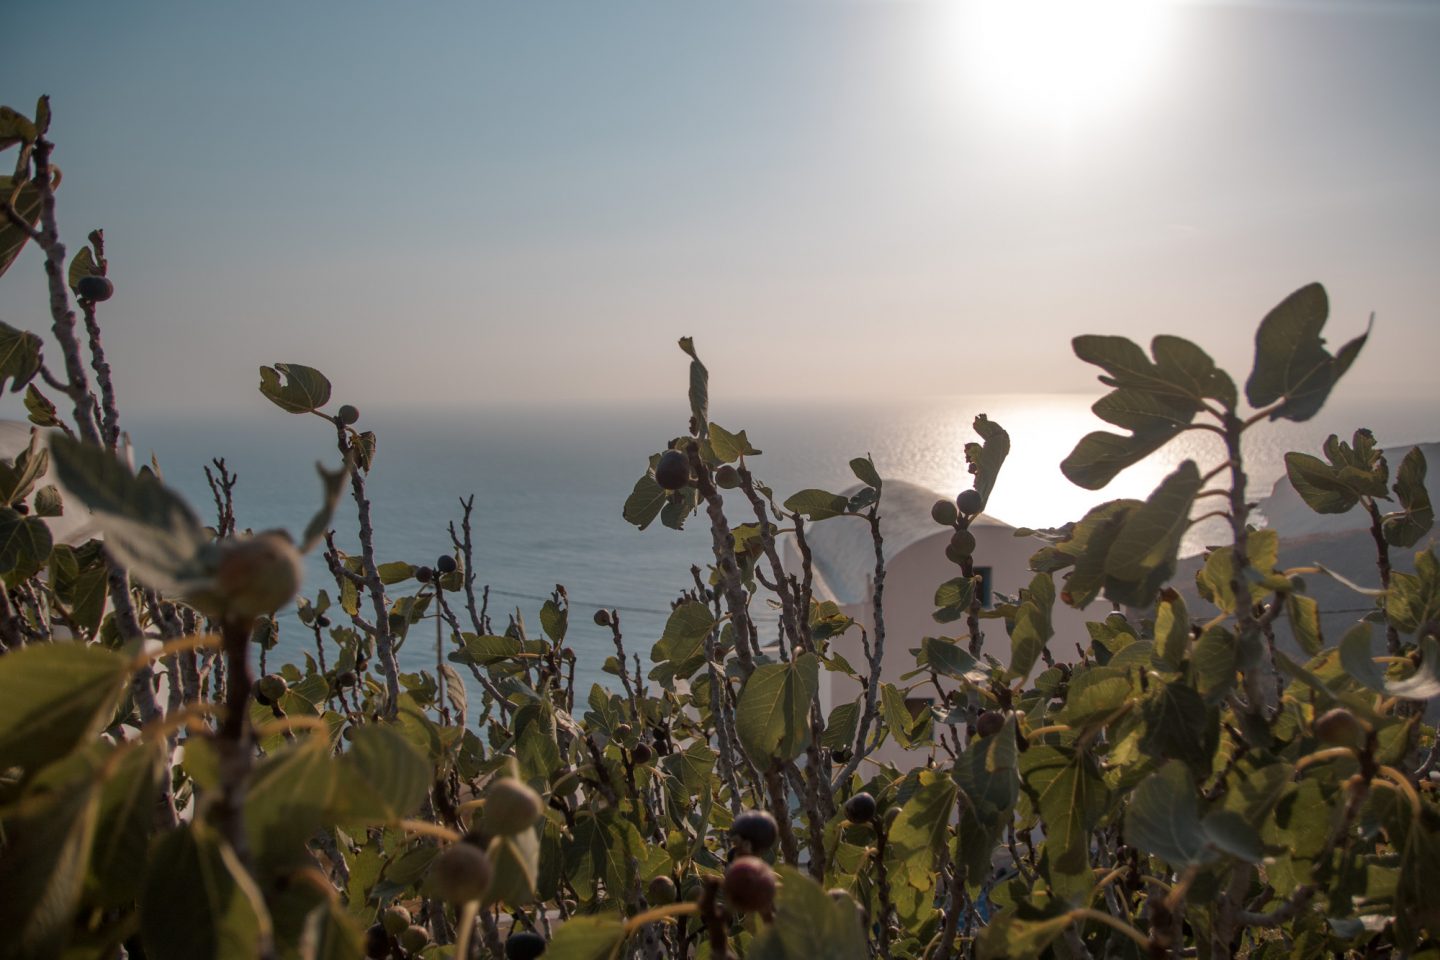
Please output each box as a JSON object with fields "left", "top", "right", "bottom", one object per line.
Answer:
{"left": 2, "top": 1, "right": 1437, "bottom": 414}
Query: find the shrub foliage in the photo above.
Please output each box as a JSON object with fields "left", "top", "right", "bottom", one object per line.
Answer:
{"left": 1, "top": 101, "right": 1438, "bottom": 960}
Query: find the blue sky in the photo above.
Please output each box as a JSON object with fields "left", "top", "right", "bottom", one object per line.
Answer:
{"left": 2, "top": 1, "right": 1437, "bottom": 413}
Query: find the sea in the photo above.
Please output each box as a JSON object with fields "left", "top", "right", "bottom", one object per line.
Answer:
{"left": 124, "top": 392, "right": 1433, "bottom": 697}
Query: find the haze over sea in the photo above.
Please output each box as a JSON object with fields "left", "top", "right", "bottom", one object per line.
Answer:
{"left": 126, "top": 391, "right": 1432, "bottom": 695}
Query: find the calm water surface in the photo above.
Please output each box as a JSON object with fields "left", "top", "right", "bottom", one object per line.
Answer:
{"left": 126, "top": 393, "right": 1430, "bottom": 694}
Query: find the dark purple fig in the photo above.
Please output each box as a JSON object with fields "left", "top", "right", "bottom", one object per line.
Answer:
{"left": 654, "top": 449, "right": 690, "bottom": 491}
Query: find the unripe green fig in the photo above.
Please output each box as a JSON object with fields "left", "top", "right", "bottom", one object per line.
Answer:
{"left": 430, "top": 841, "right": 493, "bottom": 903}
{"left": 381, "top": 904, "right": 411, "bottom": 936}
{"left": 483, "top": 778, "right": 544, "bottom": 835}
{"left": 715, "top": 464, "right": 740, "bottom": 489}
{"left": 729, "top": 809, "right": 778, "bottom": 853}
{"left": 631, "top": 742, "right": 654, "bottom": 764}
{"left": 931, "top": 499, "right": 958, "bottom": 526}
{"left": 206, "top": 531, "right": 303, "bottom": 618}
{"left": 399, "top": 924, "right": 431, "bottom": 953}
{"left": 654, "top": 449, "right": 690, "bottom": 491}
{"left": 647, "top": 874, "right": 677, "bottom": 903}
{"left": 593, "top": 608, "right": 612, "bottom": 627}
{"left": 844, "top": 792, "right": 877, "bottom": 824}
{"left": 255, "top": 673, "right": 288, "bottom": 704}
{"left": 956, "top": 488, "right": 984, "bottom": 516}
{"left": 1314, "top": 707, "right": 1367, "bottom": 748}
{"left": 723, "top": 856, "right": 776, "bottom": 913}
{"left": 337, "top": 404, "right": 360, "bottom": 425}
{"left": 505, "top": 930, "right": 547, "bottom": 960}
{"left": 976, "top": 710, "right": 1005, "bottom": 738}
{"left": 436, "top": 554, "right": 457, "bottom": 575}
{"left": 945, "top": 529, "right": 977, "bottom": 563}
{"left": 76, "top": 274, "right": 114, "bottom": 302}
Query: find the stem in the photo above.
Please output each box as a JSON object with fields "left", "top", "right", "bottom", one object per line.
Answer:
{"left": 333, "top": 418, "right": 401, "bottom": 715}
{"left": 1364, "top": 499, "right": 1401, "bottom": 656}
{"left": 214, "top": 614, "right": 258, "bottom": 870}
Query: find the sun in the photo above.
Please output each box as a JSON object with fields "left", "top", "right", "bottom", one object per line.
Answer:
{"left": 955, "top": 0, "right": 1174, "bottom": 128}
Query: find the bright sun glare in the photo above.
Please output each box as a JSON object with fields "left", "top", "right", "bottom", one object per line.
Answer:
{"left": 958, "top": 0, "right": 1173, "bottom": 127}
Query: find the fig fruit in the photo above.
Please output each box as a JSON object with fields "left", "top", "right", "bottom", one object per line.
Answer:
{"left": 337, "top": 404, "right": 360, "bottom": 425}
{"left": 208, "top": 531, "right": 303, "bottom": 618}
{"left": 831, "top": 746, "right": 852, "bottom": 764}
{"left": 483, "top": 778, "right": 544, "bottom": 835}
{"left": 76, "top": 274, "right": 113, "bottom": 302}
{"left": 593, "top": 608, "right": 612, "bottom": 627}
{"left": 381, "top": 904, "right": 411, "bottom": 936}
{"left": 399, "top": 924, "right": 431, "bottom": 953}
{"left": 615, "top": 723, "right": 632, "bottom": 738}
{"left": 654, "top": 449, "right": 690, "bottom": 491}
{"left": 844, "top": 792, "right": 877, "bottom": 824}
{"left": 729, "top": 809, "right": 778, "bottom": 852}
{"left": 505, "top": 930, "right": 547, "bottom": 959}
{"left": 1314, "top": 707, "right": 1366, "bottom": 748}
{"left": 631, "top": 742, "right": 654, "bottom": 764}
{"left": 363, "top": 923, "right": 389, "bottom": 959}
{"left": 931, "top": 499, "right": 958, "bottom": 526}
{"left": 647, "top": 874, "right": 677, "bottom": 903}
{"left": 255, "top": 673, "right": 288, "bottom": 705}
{"left": 436, "top": 555, "right": 457, "bottom": 575}
{"left": 976, "top": 710, "right": 1005, "bottom": 738}
{"left": 715, "top": 464, "right": 740, "bottom": 489}
{"left": 723, "top": 856, "right": 776, "bottom": 913}
{"left": 415, "top": 565, "right": 433, "bottom": 584}
{"left": 956, "top": 489, "right": 984, "bottom": 516}
{"left": 430, "top": 841, "right": 493, "bottom": 903}
{"left": 945, "top": 529, "right": 977, "bottom": 563}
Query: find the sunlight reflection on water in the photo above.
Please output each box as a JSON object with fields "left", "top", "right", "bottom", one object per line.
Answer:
{"left": 128, "top": 391, "right": 1428, "bottom": 692}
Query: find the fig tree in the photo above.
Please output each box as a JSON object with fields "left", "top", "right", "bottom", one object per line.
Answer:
{"left": 337, "top": 404, "right": 360, "bottom": 425}
{"left": 931, "top": 499, "right": 958, "bottom": 526}
{"left": 483, "top": 778, "right": 544, "bottom": 835}
{"left": 76, "top": 274, "right": 113, "bottom": 301}
{"left": 505, "top": 931, "right": 547, "bottom": 960}
{"left": 723, "top": 856, "right": 776, "bottom": 913}
{"left": 430, "top": 841, "right": 493, "bottom": 903}
{"left": 956, "top": 488, "right": 984, "bottom": 516}
{"left": 845, "top": 792, "right": 877, "bottom": 824}
{"left": 729, "top": 809, "right": 778, "bottom": 852}
{"left": 654, "top": 449, "right": 690, "bottom": 491}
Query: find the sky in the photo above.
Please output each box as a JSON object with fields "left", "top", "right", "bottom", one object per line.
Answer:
{"left": 1, "top": 0, "right": 1437, "bottom": 415}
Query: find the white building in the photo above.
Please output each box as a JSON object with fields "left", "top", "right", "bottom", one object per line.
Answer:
{"left": 782, "top": 479, "right": 1094, "bottom": 767}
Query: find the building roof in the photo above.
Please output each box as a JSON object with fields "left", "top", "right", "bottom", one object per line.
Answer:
{"left": 792, "top": 479, "right": 1010, "bottom": 606}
